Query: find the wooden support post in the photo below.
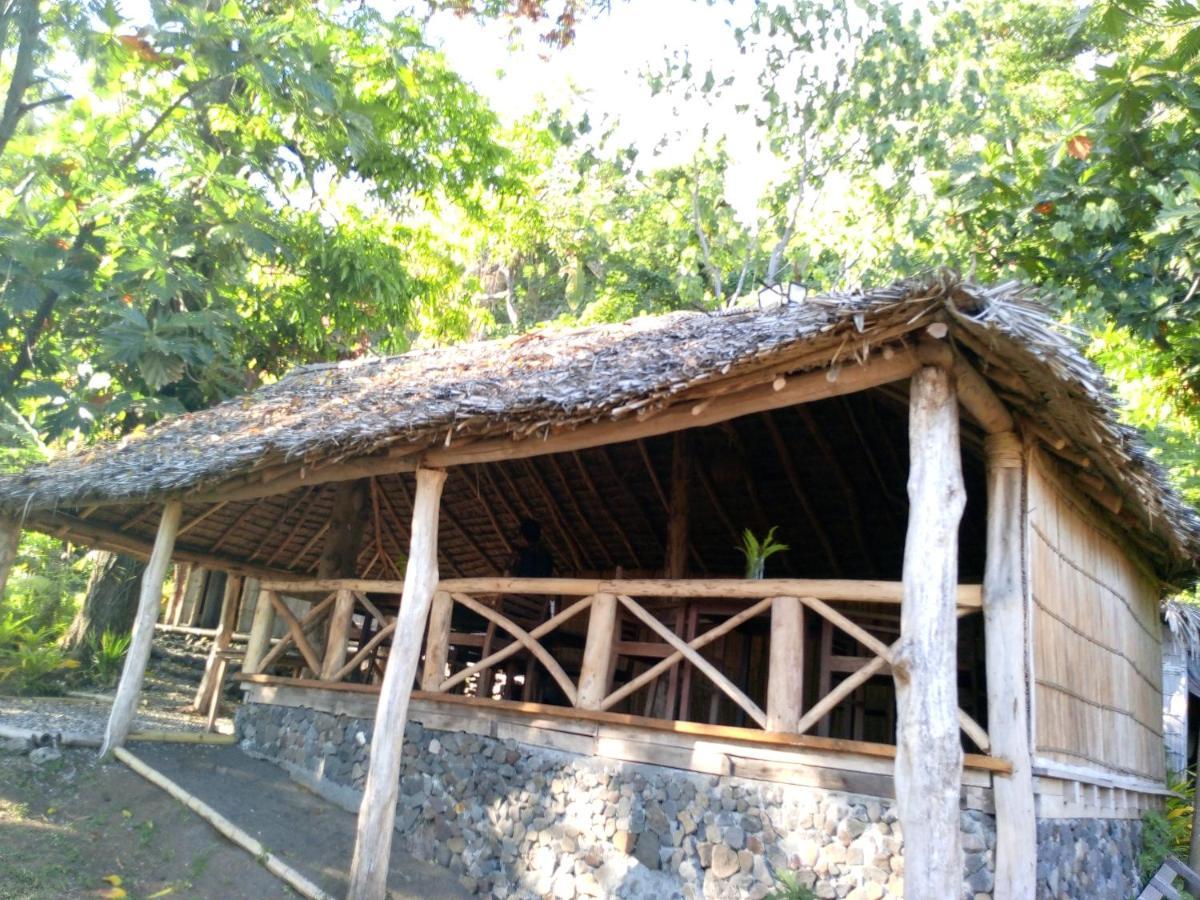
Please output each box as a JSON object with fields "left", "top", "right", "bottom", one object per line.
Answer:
{"left": 193, "top": 574, "right": 242, "bottom": 713}
{"left": 166, "top": 562, "right": 190, "bottom": 625}
{"left": 983, "top": 431, "right": 1036, "bottom": 899}
{"left": 421, "top": 590, "right": 453, "bottom": 691}
{"left": 236, "top": 576, "right": 261, "bottom": 633}
{"left": 893, "top": 364, "right": 966, "bottom": 898}
{"left": 101, "top": 500, "right": 182, "bottom": 757}
{"left": 179, "top": 565, "right": 208, "bottom": 627}
{"left": 348, "top": 467, "right": 446, "bottom": 900}
{"left": 766, "top": 595, "right": 804, "bottom": 732}
{"left": 320, "top": 588, "right": 356, "bottom": 680}
{"left": 243, "top": 587, "right": 277, "bottom": 675}
{"left": 577, "top": 593, "right": 618, "bottom": 709}
{"left": 0, "top": 515, "right": 20, "bottom": 604}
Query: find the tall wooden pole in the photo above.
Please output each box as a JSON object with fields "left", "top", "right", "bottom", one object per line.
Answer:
{"left": 321, "top": 588, "right": 356, "bottom": 680}
{"left": 179, "top": 565, "right": 208, "bottom": 627}
{"left": 348, "top": 467, "right": 445, "bottom": 900}
{"left": 420, "top": 590, "right": 453, "bottom": 691}
{"left": 0, "top": 515, "right": 20, "bottom": 604}
{"left": 193, "top": 573, "right": 242, "bottom": 713}
{"left": 893, "top": 365, "right": 965, "bottom": 898}
{"left": 766, "top": 595, "right": 805, "bottom": 732}
{"left": 983, "top": 432, "right": 1036, "bottom": 898}
{"left": 577, "top": 593, "right": 618, "bottom": 709}
{"left": 101, "top": 500, "right": 182, "bottom": 757}
{"left": 243, "top": 585, "right": 276, "bottom": 675}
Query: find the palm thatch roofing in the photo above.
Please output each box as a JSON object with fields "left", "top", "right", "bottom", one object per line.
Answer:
{"left": 1, "top": 273, "right": 1198, "bottom": 586}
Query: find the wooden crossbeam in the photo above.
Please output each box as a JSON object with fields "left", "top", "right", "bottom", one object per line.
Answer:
{"left": 616, "top": 593, "right": 767, "bottom": 728}
{"left": 448, "top": 591, "right": 579, "bottom": 704}
{"left": 439, "top": 594, "right": 595, "bottom": 693}
{"left": 258, "top": 591, "right": 334, "bottom": 673}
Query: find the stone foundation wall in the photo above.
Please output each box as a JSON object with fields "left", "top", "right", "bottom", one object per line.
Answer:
{"left": 1036, "top": 818, "right": 1143, "bottom": 899}
{"left": 237, "top": 701, "right": 1000, "bottom": 899}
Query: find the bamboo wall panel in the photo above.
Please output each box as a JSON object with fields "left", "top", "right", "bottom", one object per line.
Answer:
{"left": 1028, "top": 452, "right": 1164, "bottom": 782}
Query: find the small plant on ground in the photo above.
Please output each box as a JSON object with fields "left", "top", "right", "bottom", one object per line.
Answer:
{"left": 87, "top": 630, "right": 131, "bottom": 686}
{"left": 1139, "top": 769, "right": 1194, "bottom": 880}
{"left": 738, "top": 526, "right": 789, "bottom": 579}
{"left": 0, "top": 614, "right": 78, "bottom": 695}
{"left": 764, "top": 871, "right": 817, "bottom": 900}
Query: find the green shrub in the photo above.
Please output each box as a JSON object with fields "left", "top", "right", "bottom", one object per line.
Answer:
{"left": 0, "top": 614, "right": 79, "bottom": 695}
{"left": 764, "top": 872, "right": 817, "bottom": 900}
{"left": 1140, "top": 770, "right": 1194, "bottom": 880}
{"left": 88, "top": 630, "right": 131, "bottom": 686}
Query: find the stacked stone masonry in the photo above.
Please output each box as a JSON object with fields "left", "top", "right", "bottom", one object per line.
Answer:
{"left": 234, "top": 702, "right": 1140, "bottom": 899}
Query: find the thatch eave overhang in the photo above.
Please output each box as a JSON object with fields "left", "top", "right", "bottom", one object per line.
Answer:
{"left": 1, "top": 274, "right": 1197, "bottom": 584}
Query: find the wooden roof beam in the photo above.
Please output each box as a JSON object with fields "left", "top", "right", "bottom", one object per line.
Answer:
{"left": 424, "top": 346, "right": 920, "bottom": 469}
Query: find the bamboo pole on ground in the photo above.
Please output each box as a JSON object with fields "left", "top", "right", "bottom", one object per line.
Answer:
{"left": 348, "top": 467, "right": 446, "bottom": 900}
{"left": 893, "top": 364, "right": 966, "bottom": 898}
{"left": 0, "top": 515, "right": 20, "bottom": 603}
{"left": 100, "top": 500, "right": 183, "bottom": 757}
{"left": 983, "top": 431, "right": 1036, "bottom": 899}
{"left": 193, "top": 574, "right": 243, "bottom": 714}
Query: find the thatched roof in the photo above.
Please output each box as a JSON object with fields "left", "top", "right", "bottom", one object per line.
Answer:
{"left": 2, "top": 274, "right": 1198, "bottom": 583}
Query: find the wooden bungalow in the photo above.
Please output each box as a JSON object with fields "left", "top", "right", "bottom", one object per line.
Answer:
{"left": 1, "top": 275, "right": 1197, "bottom": 899}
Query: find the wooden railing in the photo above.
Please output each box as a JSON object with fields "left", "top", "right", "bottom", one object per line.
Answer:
{"left": 421, "top": 577, "right": 989, "bottom": 751}
{"left": 248, "top": 576, "right": 989, "bottom": 751}
{"left": 254, "top": 582, "right": 398, "bottom": 683}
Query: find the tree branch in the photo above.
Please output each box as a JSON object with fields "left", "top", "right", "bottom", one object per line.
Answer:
{"left": 0, "top": 0, "right": 41, "bottom": 160}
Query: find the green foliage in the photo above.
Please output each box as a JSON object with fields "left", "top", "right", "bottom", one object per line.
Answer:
{"left": 764, "top": 871, "right": 817, "bottom": 900}
{"left": 0, "top": 532, "right": 88, "bottom": 633}
{"left": 738, "top": 526, "right": 789, "bottom": 580}
{"left": 0, "top": 614, "right": 78, "bottom": 695}
{"left": 87, "top": 630, "right": 131, "bottom": 687}
{"left": 1140, "top": 769, "right": 1195, "bottom": 878}
{"left": 0, "top": 0, "right": 517, "bottom": 447}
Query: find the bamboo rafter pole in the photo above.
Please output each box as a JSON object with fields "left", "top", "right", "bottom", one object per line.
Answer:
{"left": 616, "top": 593, "right": 767, "bottom": 728}
{"left": 249, "top": 487, "right": 316, "bottom": 561}
{"left": 515, "top": 459, "right": 588, "bottom": 572}
{"left": 176, "top": 501, "right": 229, "bottom": 538}
{"left": 544, "top": 453, "right": 616, "bottom": 570}
{"left": 571, "top": 451, "right": 643, "bottom": 569}
{"left": 463, "top": 467, "right": 514, "bottom": 556}
{"left": 760, "top": 412, "right": 841, "bottom": 575}
{"left": 438, "top": 593, "right": 595, "bottom": 693}
{"left": 448, "top": 591, "right": 579, "bottom": 705}
{"left": 261, "top": 486, "right": 324, "bottom": 566}
{"left": 208, "top": 502, "right": 262, "bottom": 554}
{"left": 793, "top": 405, "right": 878, "bottom": 575}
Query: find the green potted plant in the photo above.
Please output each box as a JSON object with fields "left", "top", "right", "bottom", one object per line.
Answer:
{"left": 738, "top": 526, "right": 789, "bottom": 579}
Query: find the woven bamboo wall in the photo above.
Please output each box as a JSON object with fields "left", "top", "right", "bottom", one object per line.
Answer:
{"left": 1028, "top": 450, "right": 1165, "bottom": 782}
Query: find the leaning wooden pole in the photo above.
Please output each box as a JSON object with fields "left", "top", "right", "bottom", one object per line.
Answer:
{"left": 347, "top": 468, "right": 446, "bottom": 900}
{"left": 0, "top": 515, "right": 20, "bottom": 603}
{"left": 983, "top": 431, "right": 1037, "bottom": 899}
{"left": 893, "top": 364, "right": 966, "bottom": 898}
{"left": 101, "top": 500, "right": 183, "bottom": 757}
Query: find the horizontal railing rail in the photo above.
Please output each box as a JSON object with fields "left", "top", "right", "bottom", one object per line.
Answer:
{"left": 252, "top": 577, "right": 989, "bottom": 752}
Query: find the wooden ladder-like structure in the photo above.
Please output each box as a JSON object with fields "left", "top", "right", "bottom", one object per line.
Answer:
{"left": 1139, "top": 856, "right": 1200, "bottom": 900}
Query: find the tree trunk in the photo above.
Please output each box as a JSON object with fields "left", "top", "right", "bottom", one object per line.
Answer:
{"left": 63, "top": 552, "right": 147, "bottom": 658}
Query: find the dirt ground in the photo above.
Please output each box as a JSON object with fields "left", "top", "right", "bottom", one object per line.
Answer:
{"left": 0, "top": 744, "right": 292, "bottom": 900}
